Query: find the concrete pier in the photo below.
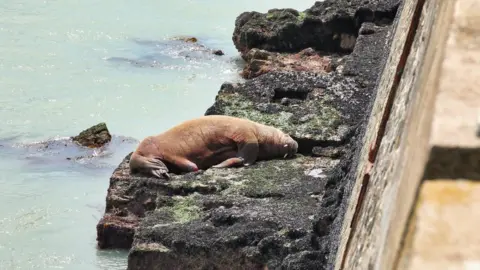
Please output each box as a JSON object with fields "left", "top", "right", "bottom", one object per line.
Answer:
{"left": 335, "top": 0, "right": 480, "bottom": 269}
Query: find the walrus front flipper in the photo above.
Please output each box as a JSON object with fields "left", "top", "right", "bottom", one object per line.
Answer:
{"left": 129, "top": 152, "right": 170, "bottom": 179}
{"left": 212, "top": 142, "right": 259, "bottom": 168}
{"left": 236, "top": 141, "right": 259, "bottom": 166}
{"left": 151, "top": 169, "right": 170, "bottom": 179}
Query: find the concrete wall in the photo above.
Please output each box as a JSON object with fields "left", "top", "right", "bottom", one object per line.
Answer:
{"left": 334, "top": 0, "right": 457, "bottom": 269}
{"left": 399, "top": 0, "right": 480, "bottom": 268}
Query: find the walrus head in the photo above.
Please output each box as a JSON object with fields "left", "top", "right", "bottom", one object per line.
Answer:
{"left": 281, "top": 135, "right": 298, "bottom": 159}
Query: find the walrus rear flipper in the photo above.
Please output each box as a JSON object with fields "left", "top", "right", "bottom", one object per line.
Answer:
{"left": 129, "top": 152, "right": 170, "bottom": 179}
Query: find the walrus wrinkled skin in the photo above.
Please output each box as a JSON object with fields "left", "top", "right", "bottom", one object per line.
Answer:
{"left": 129, "top": 115, "right": 298, "bottom": 179}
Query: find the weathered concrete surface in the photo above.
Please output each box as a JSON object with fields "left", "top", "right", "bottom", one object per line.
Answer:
{"left": 334, "top": 0, "right": 452, "bottom": 269}
{"left": 429, "top": 0, "right": 480, "bottom": 149}
{"left": 97, "top": 0, "right": 401, "bottom": 269}
{"left": 396, "top": 0, "right": 480, "bottom": 269}
{"left": 398, "top": 180, "right": 480, "bottom": 270}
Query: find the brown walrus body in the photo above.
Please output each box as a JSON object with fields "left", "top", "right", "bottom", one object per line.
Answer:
{"left": 129, "top": 115, "right": 298, "bottom": 178}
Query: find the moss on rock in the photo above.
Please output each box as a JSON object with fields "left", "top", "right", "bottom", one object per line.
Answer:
{"left": 72, "top": 122, "right": 112, "bottom": 148}
{"left": 208, "top": 74, "right": 350, "bottom": 144}
{"left": 168, "top": 195, "right": 202, "bottom": 223}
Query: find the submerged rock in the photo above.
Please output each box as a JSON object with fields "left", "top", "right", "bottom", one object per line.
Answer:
{"left": 72, "top": 122, "right": 112, "bottom": 148}
{"left": 107, "top": 37, "right": 227, "bottom": 69}
{"left": 0, "top": 134, "right": 138, "bottom": 174}
{"left": 212, "top": 49, "right": 225, "bottom": 56}
{"left": 171, "top": 36, "right": 198, "bottom": 43}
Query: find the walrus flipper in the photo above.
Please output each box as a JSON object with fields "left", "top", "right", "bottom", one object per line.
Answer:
{"left": 212, "top": 141, "right": 259, "bottom": 168}
{"left": 236, "top": 142, "right": 259, "bottom": 166}
{"left": 212, "top": 157, "right": 244, "bottom": 168}
{"left": 170, "top": 156, "right": 199, "bottom": 172}
{"left": 129, "top": 153, "right": 170, "bottom": 179}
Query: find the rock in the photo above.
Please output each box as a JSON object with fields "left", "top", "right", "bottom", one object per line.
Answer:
{"left": 212, "top": 49, "right": 225, "bottom": 56}
{"left": 171, "top": 36, "right": 198, "bottom": 43}
{"left": 205, "top": 71, "right": 368, "bottom": 151}
{"left": 240, "top": 48, "right": 333, "bottom": 79}
{"left": 102, "top": 153, "right": 339, "bottom": 269}
{"left": 107, "top": 37, "right": 230, "bottom": 69}
{"left": 312, "top": 146, "right": 345, "bottom": 159}
{"left": 97, "top": 0, "right": 401, "bottom": 269}
{"left": 232, "top": 0, "right": 400, "bottom": 57}
{"left": 72, "top": 122, "right": 112, "bottom": 148}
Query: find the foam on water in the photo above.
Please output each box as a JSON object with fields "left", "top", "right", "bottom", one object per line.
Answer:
{"left": 0, "top": 0, "right": 316, "bottom": 269}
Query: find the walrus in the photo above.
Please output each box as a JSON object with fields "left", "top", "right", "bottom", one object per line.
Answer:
{"left": 129, "top": 115, "right": 298, "bottom": 179}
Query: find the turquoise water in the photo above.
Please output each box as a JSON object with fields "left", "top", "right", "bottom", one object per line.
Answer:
{"left": 0, "top": 1, "right": 316, "bottom": 269}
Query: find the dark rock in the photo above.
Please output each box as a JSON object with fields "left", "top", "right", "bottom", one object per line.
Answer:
{"left": 119, "top": 153, "right": 337, "bottom": 270}
{"left": 212, "top": 50, "right": 225, "bottom": 56}
{"left": 205, "top": 71, "right": 368, "bottom": 153}
{"left": 72, "top": 122, "right": 112, "bottom": 148}
{"left": 312, "top": 146, "right": 345, "bottom": 159}
{"left": 312, "top": 9, "right": 397, "bottom": 268}
{"left": 232, "top": 0, "right": 399, "bottom": 57}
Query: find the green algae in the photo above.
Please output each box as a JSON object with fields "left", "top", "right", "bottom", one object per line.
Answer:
{"left": 265, "top": 9, "right": 303, "bottom": 23}
{"left": 218, "top": 157, "right": 306, "bottom": 198}
{"left": 159, "top": 195, "right": 202, "bottom": 224}
{"left": 216, "top": 92, "right": 343, "bottom": 141}
{"left": 266, "top": 13, "right": 276, "bottom": 20}
{"left": 297, "top": 12, "right": 306, "bottom": 21}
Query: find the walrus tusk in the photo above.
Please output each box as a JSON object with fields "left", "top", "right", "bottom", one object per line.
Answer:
{"left": 284, "top": 144, "right": 288, "bottom": 147}
{"left": 284, "top": 153, "right": 288, "bottom": 158}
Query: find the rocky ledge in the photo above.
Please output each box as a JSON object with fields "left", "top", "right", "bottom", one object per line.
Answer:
{"left": 96, "top": 0, "right": 401, "bottom": 269}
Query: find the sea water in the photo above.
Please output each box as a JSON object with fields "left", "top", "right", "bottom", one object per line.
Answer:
{"left": 0, "top": 0, "right": 316, "bottom": 269}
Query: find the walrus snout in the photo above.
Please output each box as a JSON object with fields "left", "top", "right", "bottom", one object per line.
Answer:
{"left": 282, "top": 137, "right": 298, "bottom": 158}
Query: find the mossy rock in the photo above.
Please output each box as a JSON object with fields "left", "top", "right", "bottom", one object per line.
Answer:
{"left": 206, "top": 71, "right": 361, "bottom": 146}
{"left": 72, "top": 122, "right": 112, "bottom": 148}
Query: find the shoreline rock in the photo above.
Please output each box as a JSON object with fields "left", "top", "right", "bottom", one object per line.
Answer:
{"left": 72, "top": 122, "right": 112, "bottom": 148}
{"left": 232, "top": 0, "right": 398, "bottom": 56}
{"left": 96, "top": 0, "right": 401, "bottom": 269}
